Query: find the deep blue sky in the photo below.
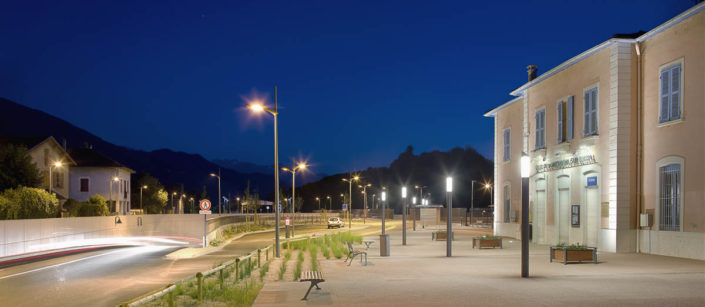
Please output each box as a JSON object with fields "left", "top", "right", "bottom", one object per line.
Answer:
{"left": 0, "top": 0, "right": 695, "bottom": 174}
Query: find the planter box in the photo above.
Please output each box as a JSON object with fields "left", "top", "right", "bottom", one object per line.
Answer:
{"left": 550, "top": 246, "right": 598, "bottom": 264}
{"left": 432, "top": 232, "right": 454, "bottom": 241}
{"left": 472, "top": 238, "right": 502, "bottom": 249}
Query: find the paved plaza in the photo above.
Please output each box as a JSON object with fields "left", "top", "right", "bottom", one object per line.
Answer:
{"left": 253, "top": 225, "right": 705, "bottom": 307}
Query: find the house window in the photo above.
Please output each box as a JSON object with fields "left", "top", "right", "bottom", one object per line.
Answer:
{"left": 504, "top": 185, "right": 511, "bottom": 223}
{"left": 53, "top": 171, "right": 63, "bottom": 188}
{"left": 660, "top": 63, "right": 682, "bottom": 123}
{"left": 503, "top": 129, "right": 510, "bottom": 161}
{"left": 124, "top": 180, "right": 128, "bottom": 199}
{"left": 535, "top": 109, "right": 545, "bottom": 149}
{"left": 80, "top": 178, "right": 89, "bottom": 192}
{"left": 557, "top": 97, "right": 574, "bottom": 143}
{"left": 659, "top": 164, "right": 681, "bottom": 231}
{"left": 584, "top": 87, "right": 598, "bottom": 136}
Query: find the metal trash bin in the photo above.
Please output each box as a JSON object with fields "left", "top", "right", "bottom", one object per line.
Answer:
{"left": 379, "top": 234, "right": 390, "bottom": 256}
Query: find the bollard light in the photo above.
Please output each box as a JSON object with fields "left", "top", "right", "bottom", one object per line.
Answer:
{"left": 412, "top": 197, "right": 417, "bottom": 205}
{"left": 381, "top": 191, "right": 386, "bottom": 201}
{"left": 446, "top": 177, "right": 453, "bottom": 192}
{"left": 402, "top": 186, "right": 407, "bottom": 198}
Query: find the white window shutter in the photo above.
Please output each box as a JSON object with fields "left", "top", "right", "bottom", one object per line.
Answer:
{"left": 660, "top": 70, "right": 670, "bottom": 122}
{"left": 584, "top": 92, "right": 590, "bottom": 135}
{"left": 671, "top": 65, "right": 681, "bottom": 119}
{"left": 567, "top": 96, "right": 574, "bottom": 140}
{"left": 591, "top": 89, "right": 597, "bottom": 133}
{"left": 557, "top": 102, "right": 563, "bottom": 143}
{"left": 535, "top": 112, "right": 540, "bottom": 148}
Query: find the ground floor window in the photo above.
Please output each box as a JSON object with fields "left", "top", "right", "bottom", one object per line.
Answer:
{"left": 659, "top": 163, "right": 681, "bottom": 231}
{"left": 503, "top": 185, "right": 510, "bottom": 223}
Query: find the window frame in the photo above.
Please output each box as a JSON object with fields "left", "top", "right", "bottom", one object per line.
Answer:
{"left": 656, "top": 156, "right": 684, "bottom": 232}
{"left": 503, "top": 128, "right": 511, "bottom": 162}
{"left": 535, "top": 108, "right": 546, "bottom": 150}
{"left": 503, "top": 183, "right": 511, "bottom": 223}
{"left": 583, "top": 85, "right": 599, "bottom": 136}
{"left": 658, "top": 59, "right": 684, "bottom": 124}
{"left": 80, "top": 177, "right": 90, "bottom": 193}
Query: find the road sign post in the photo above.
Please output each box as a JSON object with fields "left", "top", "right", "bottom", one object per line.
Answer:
{"left": 199, "top": 199, "right": 211, "bottom": 247}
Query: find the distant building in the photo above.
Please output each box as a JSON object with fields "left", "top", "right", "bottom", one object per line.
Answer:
{"left": 68, "top": 148, "right": 134, "bottom": 215}
{"left": 485, "top": 3, "right": 704, "bottom": 260}
{"left": 0, "top": 136, "right": 75, "bottom": 201}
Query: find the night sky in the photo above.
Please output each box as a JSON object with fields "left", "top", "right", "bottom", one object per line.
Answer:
{"left": 0, "top": 0, "right": 694, "bottom": 174}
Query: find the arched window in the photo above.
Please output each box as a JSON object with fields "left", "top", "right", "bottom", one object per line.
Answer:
{"left": 659, "top": 163, "right": 681, "bottom": 231}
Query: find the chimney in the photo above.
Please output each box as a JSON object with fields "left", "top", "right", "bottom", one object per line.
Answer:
{"left": 527, "top": 65, "right": 538, "bottom": 81}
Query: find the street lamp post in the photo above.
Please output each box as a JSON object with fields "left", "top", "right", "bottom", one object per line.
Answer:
{"left": 210, "top": 170, "right": 221, "bottom": 214}
{"left": 247, "top": 89, "right": 281, "bottom": 258}
{"left": 341, "top": 175, "right": 359, "bottom": 229}
{"left": 48, "top": 161, "right": 63, "bottom": 195}
{"left": 412, "top": 196, "right": 417, "bottom": 230}
{"left": 470, "top": 180, "right": 479, "bottom": 226}
{"left": 190, "top": 197, "right": 195, "bottom": 213}
{"left": 402, "top": 186, "right": 407, "bottom": 245}
{"left": 521, "top": 154, "right": 530, "bottom": 277}
{"left": 315, "top": 197, "right": 320, "bottom": 210}
{"left": 326, "top": 195, "right": 331, "bottom": 210}
{"left": 282, "top": 162, "right": 307, "bottom": 236}
{"left": 171, "top": 192, "right": 177, "bottom": 213}
{"left": 446, "top": 176, "right": 453, "bottom": 257}
{"left": 358, "top": 184, "right": 371, "bottom": 224}
{"left": 140, "top": 185, "right": 147, "bottom": 211}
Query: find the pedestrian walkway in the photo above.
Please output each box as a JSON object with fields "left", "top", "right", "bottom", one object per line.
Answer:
{"left": 253, "top": 225, "right": 705, "bottom": 306}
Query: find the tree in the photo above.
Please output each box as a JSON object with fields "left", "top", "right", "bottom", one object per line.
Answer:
{"left": 130, "top": 173, "right": 168, "bottom": 214}
{"left": 295, "top": 196, "right": 304, "bottom": 213}
{"left": 200, "top": 185, "right": 209, "bottom": 201}
{"left": 242, "top": 181, "right": 260, "bottom": 229}
{"left": 0, "top": 144, "right": 43, "bottom": 191}
{"left": 0, "top": 186, "right": 58, "bottom": 219}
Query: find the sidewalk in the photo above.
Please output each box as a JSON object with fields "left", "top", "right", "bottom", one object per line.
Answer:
{"left": 253, "top": 226, "right": 705, "bottom": 306}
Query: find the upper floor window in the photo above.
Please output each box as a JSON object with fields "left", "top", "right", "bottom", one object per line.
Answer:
{"left": 503, "top": 129, "right": 510, "bottom": 161}
{"left": 660, "top": 63, "right": 681, "bottom": 123}
{"left": 584, "top": 87, "right": 598, "bottom": 136}
{"left": 535, "top": 109, "right": 545, "bottom": 149}
{"left": 53, "top": 171, "right": 63, "bottom": 188}
{"left": 557, "top": 97, "right": 574, "bottom": 143}
{"left": 659, "top": 163, "right": 681, "bottom": 231}
{"left": 80, "top": 178, "right": 89, "bottom": 192}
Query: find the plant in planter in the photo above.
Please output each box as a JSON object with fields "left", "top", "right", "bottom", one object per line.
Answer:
{"left": 472, "top": 235, "right": 502, "bottom": 249}
{"left": 432, "top": 230, "right": 454, "bottom": 241}
{"left": 550, "top": 243, "right": 598, "bottom": 264}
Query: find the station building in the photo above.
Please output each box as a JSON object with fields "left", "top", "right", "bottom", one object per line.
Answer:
{"left": 485, "top": 3, "right": 704, "bottom": 260}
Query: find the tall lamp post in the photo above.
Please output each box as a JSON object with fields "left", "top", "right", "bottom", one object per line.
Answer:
{"left": 521, "top": 154, "right": 530, "bottom": 277}
{"left": 315, "top": 197, "right": 320, "bottom": 210}
{"left": 210, "top": 170, "right": 221, "bottom": 214}
{"left": 48, "top": 161, "right": 63, "bottom": 195}
{"left": 247, "top": 91, "right": 281, "bottom": 258}
{"left": 341, "top": 175, "right": 359, "bottom": 229}
{"left": 282, "top": 162, "right": 307, "bottom": 236}
{"left": 470, "top": 180, "right": 479, "bottom": 226}
{"left": 402, "top": 186, "right": 407, "bottom": 245}
{"left": 140, "top": 185, "right": 147, "bottom": 211}
{"left": 358, "top": 183, "right": 371, "bottom": 224}
{"left": 110, "top": 176, "right": 119, "bottom": 214}
{"left": 446, "top": 176, "right": 453, "bottom": 257}
{"left": 190, "top": 197, "right": 195, "bottom": 213}
{"left": 326, "top": 195, "right": 331, "bottom": 210}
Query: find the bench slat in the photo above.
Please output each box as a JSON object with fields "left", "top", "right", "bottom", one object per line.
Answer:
{"left": 300, "top": 271, "right": 324, "bottom": 281}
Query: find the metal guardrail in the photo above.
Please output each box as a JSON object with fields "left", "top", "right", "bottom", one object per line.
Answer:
{"left": 120, "top": 245, "right": 274, "bottom": 306}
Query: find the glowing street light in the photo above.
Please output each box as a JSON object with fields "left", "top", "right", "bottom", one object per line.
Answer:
{"left": 246, "top": 88, "right": 281, "bottom": 258}
{"left": 209, "top": 171, "right": 222, "bottom": 214}
{"left": 282, "top": 162, "right": 307, "bottom": 235}
{"left": 110, "top": 176, "right": 120, "bottom": 214}
{"left": 521, "top": 153, "right": 530, "bottom": 277}
{"left": 358, "top": 183, "right": 372, "bottom": 223}
{"left": 402, "top": 186, "right": 408, "bottom": 245}
{"left": 326, "top": 195, "right": 331, "bottom": 210}
{"left": 48, "top": 161, "right": 63, "bottom": 195}
{"left": 446, "top": 176, "right": 453, "bottom": 257}
{"left": 341, "top": 175, "right": 359, "bottom": 229}
{"left": 140, "top": 185, "right": 148, "bottom": 212}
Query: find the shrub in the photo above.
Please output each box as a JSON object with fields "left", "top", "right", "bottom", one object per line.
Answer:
{"left": 77, "top": 195, "right": 110, "bottom": 216}
{"left": 0, "top": 186, "right": 58, "bottom": 219}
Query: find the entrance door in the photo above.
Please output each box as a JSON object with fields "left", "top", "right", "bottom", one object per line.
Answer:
{"left": 586, "top": 187, "right": 599, "bottom": 247}
{"left": 558, "top": 188, "right": 570, "bottom": 243}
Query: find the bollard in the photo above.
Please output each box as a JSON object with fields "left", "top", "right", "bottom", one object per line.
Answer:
{"left": 219, "top": 268, "right": 224, "bottom": 290}
{"left": 167, "top": 291, "right": 174, "bottom": 307}
{"left": 235, "top": 258, "right": 240, "bottom": 281}
{"left": 248, "top": 257, "right": 252, "bottom": 275}
{"left": 257, "top": 249, "right": 261, "bottom": 267}
{"left": 196, "top": 272, "right": 203, "bottom": 302}
{"left": 266, "top": 247, "right": 269, "bottom": 261}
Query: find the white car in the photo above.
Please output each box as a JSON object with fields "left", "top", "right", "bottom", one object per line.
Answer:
{"left": 327, "top": 217, "right": 344, "bottom": 229}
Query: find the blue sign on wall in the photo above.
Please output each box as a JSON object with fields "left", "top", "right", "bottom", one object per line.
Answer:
{"left": 587, "top": 176, "right": 598, "bottom": 186}
{"left": 342, "top": 204, "right": 347, "bottom": 210}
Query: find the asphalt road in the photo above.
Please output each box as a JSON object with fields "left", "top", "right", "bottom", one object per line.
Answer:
{"left": 0, "top": 222, "right": 383, "bottom": 307}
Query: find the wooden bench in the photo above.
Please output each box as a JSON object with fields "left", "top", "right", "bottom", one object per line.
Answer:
{"left": 345, "top": 241, "right": 367, "bottom": 266}
{"left": 299, "top": 271, "right": 324, "bottom": 300}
